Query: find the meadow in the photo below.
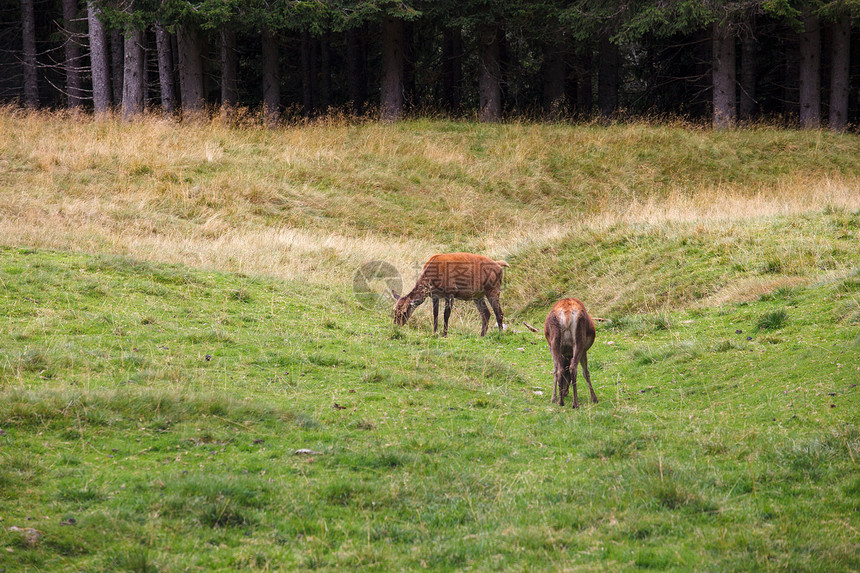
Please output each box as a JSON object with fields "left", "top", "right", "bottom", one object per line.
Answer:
{"left": 0, "top": 108, "right": 859, "bottom": 571}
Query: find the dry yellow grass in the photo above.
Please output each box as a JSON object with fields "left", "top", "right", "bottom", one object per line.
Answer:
{"left": 1, "top": 108, "right": 858, "bottom": 297}
{"left": 594, "top": 179, "right": 859, "bottom": 227}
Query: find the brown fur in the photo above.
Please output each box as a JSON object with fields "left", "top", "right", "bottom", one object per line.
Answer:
{"left": 393, "top": 253, "right": 508, "bottom": 336}
{"left": 544, "top": 298, "right": 597, "bottom": 408}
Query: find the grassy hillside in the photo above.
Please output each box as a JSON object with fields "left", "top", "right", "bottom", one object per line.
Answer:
{"left": 1, "top": 110, "right": 859, "bottom": 571}
{"left": 509, "top": 208, "right": 860, "bottom": 318}
{"left": 2, "top": 108, "right": 859, "bottom": 288}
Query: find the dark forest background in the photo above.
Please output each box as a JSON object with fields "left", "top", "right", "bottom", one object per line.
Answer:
{"left": 1, "top": 0, "right": 859, "bottom": 129}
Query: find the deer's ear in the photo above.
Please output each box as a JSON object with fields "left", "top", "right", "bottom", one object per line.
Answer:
{"left": 391, "top": 290, "right": 400, "bottom": 301}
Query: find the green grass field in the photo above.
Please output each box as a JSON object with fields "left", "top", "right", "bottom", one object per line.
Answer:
{"left": 1, "top": 111, "right": 859, "bottom": 571}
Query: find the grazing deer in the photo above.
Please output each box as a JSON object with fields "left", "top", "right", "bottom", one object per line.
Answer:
{"left": 545, "top": 298, "right": 598, "bottom": 408}
{"left": 392, "top": 253, "right": 509, "bottom": 336}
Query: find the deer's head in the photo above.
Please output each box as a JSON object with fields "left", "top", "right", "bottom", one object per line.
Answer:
{"left": 392, "top": 291, "right": 417, "bottom": 326}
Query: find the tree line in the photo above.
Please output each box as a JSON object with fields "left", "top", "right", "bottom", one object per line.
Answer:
{"left": 1, "top": 0, "right": 858, "bottom": 129}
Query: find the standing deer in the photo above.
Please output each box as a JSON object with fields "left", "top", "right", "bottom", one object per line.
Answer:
{"left": 392, "top": 253, "right": 508, "bottom": 336}
{"left": 545, "top": 298, "right": 598, "bottom": 408}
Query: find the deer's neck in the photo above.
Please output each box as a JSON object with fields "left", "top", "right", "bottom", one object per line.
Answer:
{"left": 406, "top": 278, "right": 433, "bottom": 304}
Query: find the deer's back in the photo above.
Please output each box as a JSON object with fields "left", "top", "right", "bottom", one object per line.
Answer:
{"left": 545, "top": 298, "right": 595, "bottom": 353}
{"left": 421, "top": 253, "right": 507, "bottom": 298}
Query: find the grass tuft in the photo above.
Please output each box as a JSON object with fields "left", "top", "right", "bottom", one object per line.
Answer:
{"left": 109, "top": 547, "right": 159, "bottom": 573}
{"left": 757, "top": 309, "right": 789, "bottom": 330}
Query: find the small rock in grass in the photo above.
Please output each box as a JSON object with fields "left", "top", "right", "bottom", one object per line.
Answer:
{"left": 9, "top": 526, "right": 41, "bottom": 546}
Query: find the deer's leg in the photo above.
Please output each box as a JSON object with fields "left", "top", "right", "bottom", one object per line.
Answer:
{"left": 550, "top": 346, "right": 563, "bottom": 405}
{"left": 549, "top": 338, "right": 562, "bottom": 404}
{"left": 475, "top": 298, "right": 491, "bottom": 337}
{"left": 442, "top": 296, "right": 454, "bottom": 337}
{"left": 558, "top": 354, "right": 572, "bottom": 407}
{"left": 582, "top": 351, "right": 598, "bottom": 403}
{"left": 487, "top": 294, "right": 504, "bottom": 332}
{"left": 570, "top": 348, "right": 585, "bottom": 408}
{"left": 432, "top": 297, "right": 440, "bottom": 334}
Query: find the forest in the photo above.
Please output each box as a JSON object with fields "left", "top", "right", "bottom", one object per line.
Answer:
{"left": 1, "top": 0, "right": 859, "bottom": 128}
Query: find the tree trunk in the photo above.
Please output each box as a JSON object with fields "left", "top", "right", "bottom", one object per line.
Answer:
{"left": 143, "top": 30, "right": 151, "bottom": 107}
{"left": 799, "top": 10, "right": 820, "bottom": 128}
{"left": 346, "top": 26, "right": 367, "bottom": 114}
{"left": 478, "top": 21, "right": 502, "bottom": 123}
{"left": 739, "top": 22, "right": 757, "bottom": 120}
{"left": 712, "top": 21, "right": 736, "bottom": 129}
{"left": 155, "top": 23, "right": 176, "bottom": 114}
{"left": 177, "top": 25, "right": 205, "bottom": 117}
{"left": 171, "top": 33, "right": 180, "bottom": 97}
{"left": 261, "top": 26, "right": 280, "bottom": 126}
{"left": 319, "top": 31, "right": 331, "bottom": 111}
{"left": 828, "top": 15, "right": 850, "bottom": 131}
{"left": 62, "top": 0, "right": 84, "bottom": 108}
{"left": 380, "top": 16, "right": 405, "bottom": 122}
{"left": 21, "top": 0, "right": 39, "bottom": 107}
{"left": 88, "top": 2, "right": 111, "bottom": 113}
{"left": 442, "top": 27, "right": 463, "bottom": 113}
{"left": 301, "top": 31, "right": 318, "bottom": 116}
{"left": 220, "top": 28, "right": 237, "bottom": 111}
{"left": 111, "top": 30, "right": 124, "bottom": 106}
{"left": 598, "top": 36, "right": 619, "bottom": 119}
{"left": 542, "top": 42, "right": 566, "bottom": 118}
{"left": 122, "top": 26, "right": 145, "bottom": 119}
